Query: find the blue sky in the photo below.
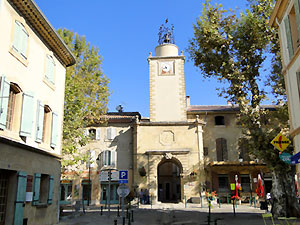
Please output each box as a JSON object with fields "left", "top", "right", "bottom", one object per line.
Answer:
{"left": 35, "top": 0, "right": 253, "bottom": 117}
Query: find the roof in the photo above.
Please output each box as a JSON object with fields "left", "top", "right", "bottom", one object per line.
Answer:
{"left": 187, "top": 105, "right": 277, "bottom": 113}
{"left": 8, "top": 0, "right": 76, "bottom": 67}
{"left": 269, "top": 0, "right": 289, "bottom": 27}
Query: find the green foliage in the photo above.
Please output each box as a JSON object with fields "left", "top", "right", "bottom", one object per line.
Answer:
{"left": 57, "top": 28, "right": 109, "bottom": 170}
{"left": 188, "top": 0, "right": 300, "bottom": 216}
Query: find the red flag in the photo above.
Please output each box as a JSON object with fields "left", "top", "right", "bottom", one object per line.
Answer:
{"left": 256, "top": 174, "right": 264, "bottom": 198}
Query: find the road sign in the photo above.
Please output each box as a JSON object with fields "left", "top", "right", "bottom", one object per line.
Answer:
{"left": 99, "top": 171, "right": 119, "bottom": 182}
{"left": 279, "top": 152, "right": 292, "bottom": 164}
{"left": 118, "top": 170, "right": 128, "bottom": 184}
{"left": 291, "top": 151, "right": 300, "bottom": 164}
{"left": 117, "top": 184, "right": 130, "bottom": 197}
{"left": 271, "top": 133, "right": 291, "bottom": 152}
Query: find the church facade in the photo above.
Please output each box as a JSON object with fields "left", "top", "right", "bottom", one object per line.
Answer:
{"left": 61, "top": 35, "right": 271, "bottom": 206}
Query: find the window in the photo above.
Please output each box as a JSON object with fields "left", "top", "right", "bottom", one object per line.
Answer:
{"left": 60, "top": 183, "right": 72, "bottom": 202}
{"left": 100, "top": 150, "right": 116, "bottom": 168}
{"left": 215, "top": 116, "right": 225, "bottom": 126}
{"left": 89, "top": 128, "right": 96, "bottom": 140}
{"left": 218, "top": 175, "right": 229, "bottom": 192}
{"left": 107, "top": 127, "right": 116, "bottom": 140}
{"left": 12, "top": 20, "right": 28, "bottom": 59}
{"left": 6, "top": 84, "right": 20, "bottom": 130}
{"left": 239, "top": 138, "right": 250, "bottom": 161}
{"left": 284, "top": 0, "right": 300, "bottom": 60}
{"left": 82, "top": 181, "right": 91, "bottom": 201}
{"left": 45, "top": 55, "right": 55, "bottom": 84}
{"left": 216, "top": 138, "right": 228, "bottom": 161}
{"left": 241, "top": 175, "right": 251, "bottom": 192}
{"left": 32, "top": 173, "right": 54, "bottom": 205}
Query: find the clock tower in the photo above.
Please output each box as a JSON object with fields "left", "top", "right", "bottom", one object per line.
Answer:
{"left": 148, "top": 23, "right": 187, "bottom": 122}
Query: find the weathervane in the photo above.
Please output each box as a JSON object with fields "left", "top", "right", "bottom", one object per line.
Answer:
{"left": 158, "top": 19, "right": 175, "bottom": 45}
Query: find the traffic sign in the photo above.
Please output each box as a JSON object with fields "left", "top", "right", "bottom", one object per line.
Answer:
{"left": 291, "top": 151, "right": 300, "bottom": 164}
{"left": 117, "top": 184, "right": 130, "bottom": 197}
{"left": 279, "top": 152, "right": 292, "bottom": 164}
{"left": 119, "top": 170, "right": 128, "bottom": 180}
{"left": 271, "top": 133, "right": 291, "bottom": 152}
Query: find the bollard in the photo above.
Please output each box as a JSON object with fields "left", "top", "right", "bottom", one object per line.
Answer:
{"left": 233, "top": 198, "right": 236, "bottom": 217}
{"left": 185, "top": 195, "right": 187, "bottom": 208}
{"left": 114, "top": 219, "right": 117, "bottom": 225}
{"left": 128, "top": 212, "right": 131, "bottom": 225}
{"left": 126, "top": 207, "right": 129, "bottom": 219}
{"left": 227, "top": 194, "right": 229, "bottom": 204}
{"left": 101, "top": 206, "right": 103, "bottom": 216}
{"left": 117, "top": 205, "right": 120, "bottom": 217}
{"left": 122, "top": 217, "right": 125, "bottom": 225}
{"left": 208, "top": 200, "right": 211, "bottom": 225}
{"left": 131, "top": 210, "right": 134, "bottom": 222}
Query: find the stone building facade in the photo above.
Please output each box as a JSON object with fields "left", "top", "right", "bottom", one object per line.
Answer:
{"left": 0, "top": 0, "right": 75, "bottom": 224}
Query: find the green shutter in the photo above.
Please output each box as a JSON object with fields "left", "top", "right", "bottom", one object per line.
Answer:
{"left": 295, "top": 0, "right": 300, "bottom": 43}
{"left": 297, "top": 72, "right": 300, "bottom": 100}
{"left": 0, "top": 76, "right": 10, "bottom": 129}
{"left": 12, "top": 21, "right": 21, "bottom": 52}
{"left": 13, "top": 171, "right": 27, "bottom": 225}
{"left": 32, "top": 173, "right": 41, "bottom": 206}
{"left": 108, "top": 151, "right": 111, "bottom": 165}
{"left": 35, "top": 100, "right": 44, "bottom": 143}
{"left": 47, "top": 176, "right": 54, "bottom": 204}
{"left": 50, "top": 112, "right": 58, "bottom": 148}
{"left": 284, "top": 15, "right": 294, "bottom": 59}
{"left": 20, "top": 92, "right": 34, "bottom": 137}
{"left": 20, "top": 25, "right": 28, "bottom": 59}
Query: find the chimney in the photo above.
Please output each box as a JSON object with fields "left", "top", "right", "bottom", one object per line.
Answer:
{"left": 186, "top": 96, "right": 190, "bottom": 107}
{"left": 227, "top": 101, "right": 233, "bottom": 106}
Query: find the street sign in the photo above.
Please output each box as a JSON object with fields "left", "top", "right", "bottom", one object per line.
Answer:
{"left": 279, "top": 152, "right": 292, "bottom": 164}
{"left": 230, "top": 183, "right": 235, "bottom": 190}
{"left": 99, "top": 171, "right": 119, "bottom": 182}
{"left": 117, "top": 184, "right": 130, "bottom": 197}
{"left": 118, "top": 170, "right": 128, "bottom": 184}
{"left": 291, "top": 151, "right": 300, "bottom": 164}
{"left": 271, "top": 133, "right": 291, "bottom": 152}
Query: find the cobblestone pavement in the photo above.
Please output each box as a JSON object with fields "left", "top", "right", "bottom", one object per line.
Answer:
{"left": 56, "top": 202, "right": 300, "bottom": 225}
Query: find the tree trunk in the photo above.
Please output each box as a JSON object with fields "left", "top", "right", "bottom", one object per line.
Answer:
{"left": 271, "top": 168, "right": 300, "bottom": 217}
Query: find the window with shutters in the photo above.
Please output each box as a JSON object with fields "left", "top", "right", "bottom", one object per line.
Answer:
{"left": 39, "top": 174, "right": 49, "bottom": 203}
{"left": 45, "top": 55, "right": 55, "bottom": 84}
{"left": 42, "top": 105, "right": 51, "bottom": 144}
{"left": 284, "top": 1, "right": 300, "bottom": 60}
{"left": 100, "top": 150, "right": 116, "bottom": 168}
{"left": 216, "top": 138, "right": 228, "bottom": 161}
{"left": 89, "top": 128, "right": 96, "bottom": 140}
{"left": 106, "top": 127, "right": 116, "bottom": 141}
{"left": 239, "top": 138, "right": 250, "bottom": 161}
{"left": 12, "top": 20, "right": 29, "bottom": 60}
{"left": 6, "top": 84, "right": 21, "bottom": 131}
{"left": 218, "top": 174, "right": 229, "bottom": 192}
{"left": 33, "top": 173, "right": 53, "bottom": 206}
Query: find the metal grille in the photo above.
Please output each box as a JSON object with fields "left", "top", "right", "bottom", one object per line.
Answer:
{"left": 0, "top": 171, "right": 8, "bottom": 224}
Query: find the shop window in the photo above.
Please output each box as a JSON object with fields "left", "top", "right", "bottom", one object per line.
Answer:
{"left": 82, "top": 182, "right": 91, "bottom": 201}
{"left": 60, "top": 183, "right": 72, "bottom": 201}
{"left": 215, "top": 116, "right": 225, "bottom": 126}
{"left": 218, "top": 175, "right": 229, "bottom": 192}
{"left": 216, "top": 138, "right": 228, "bottom": 161}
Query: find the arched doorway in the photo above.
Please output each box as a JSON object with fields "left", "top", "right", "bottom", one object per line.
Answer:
{"left": 157, "top": 158, "right": 182, "bottom": 203}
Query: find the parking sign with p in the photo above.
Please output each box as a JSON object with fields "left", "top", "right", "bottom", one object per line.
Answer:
{"left": 119, "top": 170, "right": 128, "bottom": 183}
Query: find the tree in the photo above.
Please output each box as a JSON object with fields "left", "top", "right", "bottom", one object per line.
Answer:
{"left": 188, "top": 0, "right": 300, "bottom": 217}
{"left": 57, "top": 28, "right": 110, "bottom": 171}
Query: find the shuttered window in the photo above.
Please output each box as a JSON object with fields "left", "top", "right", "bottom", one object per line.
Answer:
{"left": 13, "top": 171, "right": 27, "bottom": 225}
{"left": 216, "top": 138, "right": 228, "bottom": 161}
{"left": 50, "top": 112, "right": 58, "bottom": 148}
{"left": 12, "top": 21, "right": 28, "bottom": 59}
{"left": 107, "top": 127, "right": 116, "bottom": 140}
{"left": 20, "top": 92, "right": 34, "bottom": 137}
{"left": 297, "top": 72, "right": 300, "bottom": 101}
{"left": 45, "top": 55, "right": 55, "bottom": 84}
{"left": 285, "top": 15, "right": 294, "bottom": 59}
{"left": 0, "top": 76, "right": 10, "bottom": 130}
{"left": 101, "top": 150, "right": 117, "bottom": 168}
{"left": 35, "top": 101, "right": 44, "bottom": 143}
{"left": 32, "top": 173, "right": 41, "bottom": 206}
{"left": 47, "top": 176, "right": 54, "bottom": 204}
{"left": 96, "top": 128, "right": 101, "bottom": 140}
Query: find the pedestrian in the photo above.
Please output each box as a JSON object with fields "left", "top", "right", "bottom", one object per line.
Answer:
{"left": 139, "top": 189, "right": 144, "bottom": 204}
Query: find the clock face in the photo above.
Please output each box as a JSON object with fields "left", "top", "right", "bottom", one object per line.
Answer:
{"left": 160, "top": 62, "right": 173, "bottom": 75}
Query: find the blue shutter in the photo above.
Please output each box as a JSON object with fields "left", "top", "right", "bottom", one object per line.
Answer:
{"left": 0, "top": 76, "right": 10, "bottom": 129}
{"left": 35, "top": 101, "right": 44, "bottom": 143}
{"left": 13, "top": 171, "right": 27, "bottom": 225}
{"left": 12, "top": 21, "right": 21, "bottom": 52}
{"left": 47, "top": 175, "right": 54, "bottom": 204}
{"left": 20, "top": 92, "right": 34, "bottom": 137}
{"left": 284, "top": 16, "right": 294, "bottom": 60}
{"left": 32, "top": 173, "right": 41, "bottom": 206}
{"left": 50, "top": 112, "right": 58, "bottom": 148}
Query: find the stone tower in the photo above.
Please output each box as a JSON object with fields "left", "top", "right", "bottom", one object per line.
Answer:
{"left": 148, "top": 25, "right": 187, "bottom": 122}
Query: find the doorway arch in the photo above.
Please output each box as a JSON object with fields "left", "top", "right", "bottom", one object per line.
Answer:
{"left": 157, "top": 157, "right": 183, "bottom": 203}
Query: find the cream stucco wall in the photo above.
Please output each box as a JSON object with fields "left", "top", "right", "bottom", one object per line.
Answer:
{"left": 0, "top": 0, "right": 66, "bottom": 155}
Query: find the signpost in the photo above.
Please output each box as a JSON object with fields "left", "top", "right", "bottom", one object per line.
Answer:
{"left": 119, "top": 170, "right": 128, "bottom": 184}
{"left": 117, "top": 171, "right": 129, "bottom": 218}
{"left": 271, "top": 133, "right": 291, "bottom": 152}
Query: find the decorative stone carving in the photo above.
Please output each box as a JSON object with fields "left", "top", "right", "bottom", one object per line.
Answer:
{"left": 159, "top": 130, "right": 175, "bottom": 146}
